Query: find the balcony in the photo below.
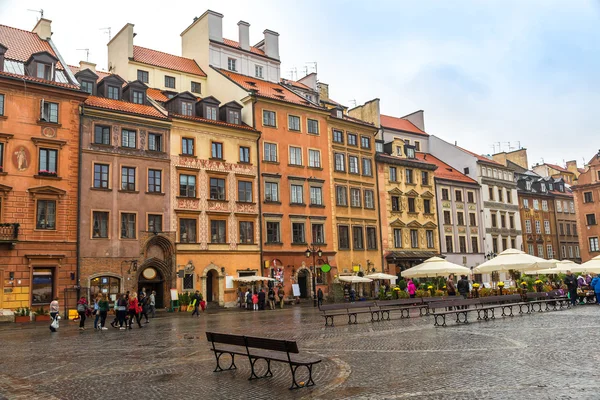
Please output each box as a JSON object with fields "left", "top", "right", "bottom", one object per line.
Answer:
{"left": 0, "top": 223, "right": 19, "bottom": 243}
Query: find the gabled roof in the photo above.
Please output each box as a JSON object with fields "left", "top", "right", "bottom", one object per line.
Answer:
{"left": 0, "top": 24, "right": 64, "bottom": 69}
{"left": 281, "top": 78, "right": 311, "bottom": 90}
{"left": 132, "top": 46, "right": 206, "bottom": 77}
{"left": 217, "top": 69, "right": 319, "bottom": 108}
{"left": 380, "top": 114, "right": 427, "bottom": 136}
{"left": 84, "top": 96, "right": 167, "bottom": 120}
{"left": 0, "top": 70, "right": 79, "bottom": 90}
{"left": 545, "top": 163, "right": 570, "bottom": 173}
{"left": 146, "top": 88, "right": 169, "bottom": 102}
{"left": 171, "top": 113, "right": 259, "bottom": 133}
{"left": 69, "top": 65, "right": 112, "bottom": 82}
{"left": 415, "top": 153, "right": 478, "bottom": 184}
{"left": 457, "top": 146, "right": 503, "bottom": 166}
{"left": 221, "top": 38, "right": 266, "bottom": 56}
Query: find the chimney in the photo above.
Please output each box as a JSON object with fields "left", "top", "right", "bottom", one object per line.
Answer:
{"left": 402, "top": 110, "right": 425, "bottom": 132}
{"left": 238, "top": 21, "right": 250, "bottom": 50}
{"left": 263, "top": 29, "right": 280, "bottom": 60}
{"left": 32, "top": 18, "right": 52, "bottom": 40}
{"left": 317, "top": 82, "right": 329, "bottom": 101}
{"left": 207, "top": 10, "right": 223, "bottom": 42}
{"left": 79, "top": 60, "right": 97, "bottom": 73}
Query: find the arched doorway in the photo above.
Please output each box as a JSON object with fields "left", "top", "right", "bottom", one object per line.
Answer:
{"left": 297, "top": 269, "right": 310, "bottom": 298}
{"left": 138, "top": 266, "right": 164, "bottom": 308}
{"left": 206, "top": 270, "right": 218, "bottom": 303}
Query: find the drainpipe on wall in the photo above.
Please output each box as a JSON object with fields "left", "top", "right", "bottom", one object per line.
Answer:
{"left": 252, "top": 96, "right": 264, "bottom": 276}
{"left": 76, "top": 105, "right": 84, "bottom": 301}
{"left": 374, "top": 152, "right": 385, "bottom": 273}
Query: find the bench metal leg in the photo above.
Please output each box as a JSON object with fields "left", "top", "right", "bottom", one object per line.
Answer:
{"left": 348, "top": 313, "right": 357, "bottom": 324}
{"left": 289, "top": 363, "right": 316, "bottom": 390}
{"left": 324, "top": 315, "right": 335, "bottom": 327}
{"left": 518, "top": 304, "right": 527, "bottom": 314}
{"left": 400, "top": 309, "right": 410, "bottom": 319}
{"left": 248, "top": 357, "right": 273, "bottom": 380}
{"left": 501, "top": 305, "right": 514, "bottom": 317}
{"left": 419, "top": 307, "right": 427, "bottom": 317}
{"left": 433, "top": 314, "right": 446, "bottom": 327}
{"left": 382, "top": 310, "right": 390, "bottom": 321}
{"left": 213, "top": 351, "right": 237, "bottom": 372}
{"left": 371, "top": 311, "right": 380, "bottom": 322}
{"left": 456, "top": 311, "right": 469, "bottom": 324}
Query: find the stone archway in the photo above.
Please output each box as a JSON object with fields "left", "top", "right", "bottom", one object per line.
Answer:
{"left": 294, "top": 266, "right": 313, "bottom": 299}
{"left": 201, "top": 263, "right": 225, "bottom": 307}
{"left": 138, "top": 234, "right": 176, "bottom": 309}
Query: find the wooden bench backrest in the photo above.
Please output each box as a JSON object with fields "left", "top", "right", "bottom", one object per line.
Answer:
{"left": 429, "top": 299, "right": 477, "bottom": 309}
{"left": 348, "top": 301, "right": 377, "bottom": 309}
{"left": 548, "top": 290, "right": 564, "bottom": 298}
{"left": 319, "top": 304, "right": 348, "bottom": 311}
{"left": 206, "top": 332, "right": 246, "bottom": 347}
{"left": 527, "top": 292, "right": 547, "bottom": 300}
{"left": 244, "top": 335, "right": 299, "bottom": 354}
{"left": 377, "top": 299, "right": 422, "bottom": 307}
{"left": 480, "top": 294, "right": 521, "bottom": 303}
{"left": 421, "top": 297, "right": 450, "bottom": 303}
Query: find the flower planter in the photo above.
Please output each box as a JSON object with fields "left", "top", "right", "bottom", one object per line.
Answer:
{"left": 15, "top": 316, "right": 31, "bottom": 323}
{"left": 34, "top": 315, "right": 51, "bottom": 322}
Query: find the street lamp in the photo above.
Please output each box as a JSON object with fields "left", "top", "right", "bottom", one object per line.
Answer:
{"left": 305, "top": 245, "right": 323, "bottom": 307}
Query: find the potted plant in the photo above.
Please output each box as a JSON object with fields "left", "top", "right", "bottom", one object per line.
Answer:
{"left": 472, "top": 283, "right": 480, "bottom": 298}
{"left": 34, "top": 307, "right": 51, "bottom": 322}
{"left": 497, "top": 281, "right": 505, "bottom": 295}
{"left": 14, "top": 307, "right": 31, "bottom": 323}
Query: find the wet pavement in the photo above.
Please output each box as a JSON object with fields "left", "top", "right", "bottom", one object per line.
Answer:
{"left": 0, "top": 303, "right": 598, "bottom": 399}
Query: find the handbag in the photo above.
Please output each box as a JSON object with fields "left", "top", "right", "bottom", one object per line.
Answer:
{"left": 50, "top": 317, "right": 59, "bottom": 332}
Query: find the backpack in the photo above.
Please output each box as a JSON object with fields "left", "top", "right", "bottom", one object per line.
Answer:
{"left": 76, "top": 303, "right": 86, "bottom": 313}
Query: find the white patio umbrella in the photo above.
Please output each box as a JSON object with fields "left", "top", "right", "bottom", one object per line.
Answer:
{"left": 524, "top": 260, "right": 577, "bottom": 275}
{"left": 571, "top": 255, "right": 600, "bottom": 274}
{"left": 401, "top": 257, "right": 471, "bottom": 278}
{"left": 364, "top": 272, "right": 397, "bottom": 280}
{"left": 473, "top": 249, "right": 556, "bottom": 274}
{"left": 338, "top": 275, "right": 373, "bottom": 283}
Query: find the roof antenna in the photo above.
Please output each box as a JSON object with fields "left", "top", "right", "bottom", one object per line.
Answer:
{"left": 77, "top": 48, "right": 90, "bottom": 62}
{"left": 100, "top": 27, "right": 112, "bottom": 41}
{"left": 306, "top": 62, "right": 317, "bottom": 74}
{"left": 348, "top": 99, "right": 357, "bottom": 107}
{"left": 27, "top": 9, "right": 43, "bottom": 20}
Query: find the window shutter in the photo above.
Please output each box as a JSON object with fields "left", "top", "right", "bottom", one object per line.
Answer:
{"left": 51, "top": 63, "right": 55, "bottom": 81}
{"left": 40, "top": 99, "right": 45, "bottom": 121}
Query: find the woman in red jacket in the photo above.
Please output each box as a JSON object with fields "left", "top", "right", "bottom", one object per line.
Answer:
{"left": 127, "top": 292, "right": 143, "bottom": 329}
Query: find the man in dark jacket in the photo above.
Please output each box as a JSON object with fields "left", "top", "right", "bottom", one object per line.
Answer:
{"left": 191, "top": 291, "right": 201, "bottom": 317}
{"left": 258, "top": 289, "right": 266, "bottom": 310}
{"left": 317, "top": 288, "right": 324, "bottom": 307}
{"left": 564, "top": 271, "right": 578, "bottom": 306}
{"left": 457, "top": 275, "right": 470, "bottom": 299}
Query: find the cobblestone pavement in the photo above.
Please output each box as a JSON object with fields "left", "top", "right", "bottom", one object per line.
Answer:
{"left": 0, "top": 303, "right": 598, "bottom": 400}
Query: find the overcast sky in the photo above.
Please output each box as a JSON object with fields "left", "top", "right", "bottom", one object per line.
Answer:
{"left": 1, "top": 0, "right": 598, "bottom": 168}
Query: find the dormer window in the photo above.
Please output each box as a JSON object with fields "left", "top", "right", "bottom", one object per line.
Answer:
{"left": 107, "top": 85, "right": 120, "bottom": 100}
{"left": 526, "top": 181, "right": 532, "bottom": 190}
{"left": 549, "top": 183, "right": 554, "bottom": 191}
{"left": 132, "top": 90, "right": 144, "bottom": 104}
{"left": 559, "top": 184, "right": 564, "bottom": 192}
{"left": 36, "top": 63, "right": 52, "bottom": 80}
{"left": 396, "top": 146, "right": 402, "bottom": 156}
{"left": 540, "top": 184, "right": 547, "bottom": 193}
{"left": 336, "top": 110, "right": 343, "bottom": 118}
{"left": 227, "top": 109, "right": 240, "bottom": 124}
{"left": 405, "top": 145, "right": 415, "bottom": 159}
{"left": 181, "top": 101, "right": 193, "bottom": 116}
{"left": 80, "top": 80, "right": 94, "bottom": 94}
{"left": 205, "top": 106, "right": 217, "bottom": 120}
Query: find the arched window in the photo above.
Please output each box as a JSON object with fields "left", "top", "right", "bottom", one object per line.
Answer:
{"left": 90, "top": 276, "right": 121, "bottom": 302}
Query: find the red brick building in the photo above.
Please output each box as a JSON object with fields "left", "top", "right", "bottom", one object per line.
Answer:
{"left": 572, "top": 151, "right": 600, "bottom": 262}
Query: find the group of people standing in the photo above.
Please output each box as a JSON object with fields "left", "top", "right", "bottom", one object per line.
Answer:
{"left": 239, "top": 286, "right": 286, "bottom": 310}
{"left": 406, "top": 274, "right": 470, "bottom": 298}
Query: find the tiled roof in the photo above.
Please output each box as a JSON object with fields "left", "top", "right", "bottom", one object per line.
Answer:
{"left": 380, "top": 114, "right": 428, "bottom": 136}
{"left": 68, "top": 65, "right": 112, "bottom": 82}
{"left": 222, "top": 38, "right": 266, "bottom": 56}
{"left": 0, "top": 70, "right": 79, "bottom": 89}
{"left": 281, "top": 78, "right": 311, "bottom": 90}
{"left": 171, "top": 113, "right": 259, "bottom": 132}
{"left": 0, "top": 24, "right": 64, "bottom": 69}
{"left": 415, "top": 153, "right": 478, "bottom": 184}
{"left": 457, "top": 146, "right": 503, "bottom": 166}
{"left": 84, "top": 96, "right": 167, "bottom": 119}
{"left": 132, "top": 46, "right": 206, "bottom": 77}
{"left": 578, "top": 168, "right": 586, "bottom": 174}
{"left": 549, "top": 189, "right": 573, "bottom": 197}
{"left": 146, "top": 88, "right": 169, "bottom": 102}
{"left": 218, "top": 69, "right": 319, "bottom": 108}
{"left": 545, "top": 163, "right": 570, "bottom": 173}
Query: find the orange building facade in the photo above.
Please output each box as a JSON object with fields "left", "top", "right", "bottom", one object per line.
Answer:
{"left": 572, "top": 152, "right": 600, "bottom": 262}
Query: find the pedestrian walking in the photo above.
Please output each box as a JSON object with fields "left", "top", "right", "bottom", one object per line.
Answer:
{"left": 127, "top": 292, "right": 143, "bottom": 329}
{"left": 349, "top": 287, "right": 356, "bottom": 302}
{"left": 317, "top": 288, "right": 324, "bottom": 307}
{"left": 457, "top": 275, "right": 469, "bottom": 299}
{"left": 278, "top": 286, "right": 285, "bottom": 309}
{"left": 76, "top": 296, "right": 88, "bottom": 331}
{"left": 446, "top": 274, "right": 456, "bottom": 297}
{"left": 116, "top": 294, "right": 128, "bottom": 330}
{"left": 268, "top": 287, "right": 276, "bottom": 310}
{"left": 258, "top": 289, "right": 266, "bottom": 310}
{"left": 111, "top": 293, "right": 121, "bottom": 328}
{"left": 98, "top": 293, "right": 109, "bottom": 330}
{"left": 93, "top": 294, "right": 101, "bottom": 330}
{"left": 252, "top": 291, "right": 259, "bottom": 311}
{"left": 149, "top": 291, "right": 156, "bottom": 318}
{"left": 564, "top": 270, "right": 578, "bottom": 306}
{"left": 49, "top": 297, "right": 59, "bottom": 332}
{"left": 191, "top": 290, "right": 201, "bottom": 317}
{"left": 246, "top": 289, "right": 252, "bottom": 310}
{"left": 139, "top": 293, "right": 150, "bottom": 323}
{"left": 591, "top": 274, "right": 600, "bottom": 304}
{"left": 407, "top": 279, "right": 416, "bottom": 298}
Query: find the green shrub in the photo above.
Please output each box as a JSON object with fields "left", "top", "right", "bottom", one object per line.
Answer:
{"left": 398, "top": 290, "right": 409, "bottom": 299}
{"left": 398, "top": 279, "right": 407, "bottom": 291}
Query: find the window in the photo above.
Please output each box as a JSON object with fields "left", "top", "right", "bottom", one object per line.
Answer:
{"left": 132, "top": 91, "right": 144, "bottom": 104}
{"left": 0, "top": 94, "right": 4, "bottom": 116}
{"left": 227, "top": 109, "right": 241, "bottom": 124}
{"left": 292, "top": 223, "right": 305, "bottom": 244}
{"left": 443, "top": 210, "right": 451, "bottom": 225}
{"left": 334, "top": 153, "right": 345, "bottom": 172}
{"left": 338, "top": 226, "right": 350, "bottom": 249}
{"left": 467, "top": 191, "right": 474, "bottom": 203}
{"left": 421, "top": 171, "right": 429, "bottom": 185}
{"left": 569, "top": 246, "right": 574, "bottom": 258}
{"left": 566, "top": 224, "right": 571, "bottom": 236}
{"left": 191, "top": 81, "right": 201, "bottom": 93}
{"left": 491, "top": 213, "right": 497, "bottom": 228}
{"left": 587, "top": 214, "right": 597, "bottom": 225}
{"left": 547, "top": 245, "right": 554, "bottom": 259}
{"left": 238, "top": 181, "right": 253, "bottom": 203}
{"left": 525, "top": 220, "right": 532, "bottom": 234}
{"left": 459, "top": 236, "right": 467, "bottom": 253}
{"left": 389, "top": 167, "right": 397, "bottom": 182}
{"left": 39, "top": 148, "right": 57, "bottom": 173}
{"left": 148, "top": 214, "right": 162, "bottom": 233}
{"left": 405, "top": 147, "right": 415, "bottom": 159}
{"left": 307, "top": 119, "right": 319, "bottom": 134}
{"left": 408, "top": 198, "right": 416, "bottom": 213}
{"left": 426, "top": 230, "right": 434, "bottom": 248}
{"left": 239, "top": 146, "right": 250, "bottom": 163}
{"left": 263, "top": 110, "right": 276, "bottom": 127}
{"left": 423, "top": 199, "right": 431, "bottom": 214}
{"left": 457, "top": 212, "right": 465, "bottom": 226}
{"left": 361, "top": 158, "right": 372, "bottom": 176}
{"left": 205, "top": 106, "right": 218, "bottom": 120}
{"left": 290, "top": 184, "right": 303, "bottom": 204}
{"left": 410, "top": 229, "right": 418, "bottom": 248}
{"left": 265, "top": 182, "right": 279, "bottom": 202}
{"left": 80, "top": 80, "right": 93, "bottom": 94}
{"left": 165, "top": 76, "right": 175, "bottom": 89}
{"left": 364, "top": 190, "right": 374, "bottom": 209}
{"left": 336, "top": 186, "right": 347, "bottom": 206}
{"left": 509, "top": 215, "right": 515, "bottom": 229}
{"left": 348, "top": 156, "right": 359, "bottom": 174}
{"left": 500, "top": 214, "right": 506, "bottom": 228}
{"left": 239, "top": 221, "right": 254, "bottom": 244}
{"left": 183, "top": 274, "right": 194, "bottom": 290}
{"left": 556, "top": 200, "right": 562, "bottom": 212}
{"left": 576, "top": 246, "right": 580, "bottom": 258}
{"left": 455, "top": 190, "right": 463, "bottom": 202}
{"left": 289, "top": 146, "right": 302, "bottom": 166}
{"left": 540, "top": 184, "right": 547, "bottom": 193}
{"left": 528, "top": 244, "right": 534, "bottom": 255}
{"left": 537, "top": 244, "right": 544, "bottom": 257}
{"left": 107, "top": 86, "right": 119, "bottom": 100}
{"left": 366, "top": 227, "right": 377, "bottom": 250}
{"left": 92, "top": 211, "right": 109, "bottom": 238}
{"left": 497, "top": 188, "right": 503, "bottom": 202}
{"left": 502, "top": 238, "right": 507, "bottom": 251}
{"left": 396, "top": 146, "right": 402, "bottom": 156}
{"left": 347, "top": 133, "right": 357, "bottom": 146}
{"left": 288, "top": 115, "right": 300, "bottom": 131}
{"left": 254, "top": 65, "right": 263, "bottom": 78}
{"left": 415, "top": 141, "right": 421, "bottom": 152}
{"left": 310, "top": 187, "right": 323, "bottom": 205}
{"left": 442, "top": 189, "right": 449, "bottom": 201}
{"left": 469, "top": 213, "right": 476, "bottom": 226}
{"left": 120, "top": 213, "right": 136, "bottom": 239}
{"left": 569, "top": 202, "right": 575, "bottom": 213}
{"left": 211, "top": 142, "right": 223, "bottom": 159}
{"left": 488, "top": 187, "right": 494, "bottom": 201}
{"left": 392, "top": 196, "right": 401, "bottom": 212}
{"left": 266, "top": 222, "right": 280, "bottom": 243}
{"left": 312, "top": 224, "right": 325, "bottom": 245}
{"left": 32, "top": 268, "right": 54, "bottom": 305}
{"left": 227, "top": 58, "right": 237, "bottom": 71}
{"left": 353, "top": 226, "right": 364, "bottom": 249}
{"left": 92, "top": 163, "right": 109, "bottom": 189}
{"left": 179, "top": 219, "right": 197, "bottom": 243}
{"left": 560, "top": 223, "right": 565, "bottom": 235}
{"left": 210, "top": 178, "right": 226, "bottom": 200}
{"left": 148, "top": 169, "right": 162, "bottom": 193}
{"left": 182, "top": 138, "right": 194, "bottom": 155}
{"left": 181, "top": 101, "right": 193, "bottom": 116}
{"left": 360, "top": 136, "right": 370, "bottom": 149}
{"left": 405, "top": 169, "right": 413, "bottom": 184}
{"left": 523, "top": 198, "right": 529, "bottom": 209}
{"left": 179, "top": 175, "right": 196, "bottom": 197}
{"left": 493, "top": 237, "right": 499, "bottom": 253}
{"left": 351, "top": 188, "right": 361, "bottom": 207}
{"left": 573, "top": 224, "right": 578, "bottom": 236}
{"left": 210, "top": 220, "right": 226, "bottom": 243}
{"left": 471, "top": 237, "right": 479, "bottom": 253}
{"left": 333, "top": 130, "right": 344, "bottom": 143}
{"left": 137, "top": 70, "right": 149, "bottom": 83}
{"left": 37, "top": 62, "right": 52, "bottom": 80}
{"left": 121, "top": 129, "right": 136, "bottom": 148}
{"left": 35, "top": 200, "right": 56, "bottom": 230}
{"left": 563, "top": 201, "right": 569, "bottom": 212}
{"left": 445, "top": 236, "right": 453, "bottom": 252}
{"left": 584, "top": 192, "right": 593, "bottom": 203}
{"left": 308, "top": 149, "right": 321, "bottom": 168}
{"left": 506, "top": 190, "right": 512, "bottom": 203}
{"left": 535, "top": 220, "right": 541, "bottom": 234}
{"left": 542, "top": 200, "right": 548, "bottom": 211}
{"left": 533, "top": 199, "right": 539, "bottom": 210}
{"left": 590, "top": 238, "right": 600, "bottom": 252}
{"left": 121, "top": 167, "right": 135, "bottom": 191}
{"left": 264, "top": 143, "right": 277, "bottom": 162}
{"left": 544, "top": 220, "right": 551, "bottom": 234}
{"left": 41, "top": 101, "right": 58, "bottom": 123}
{"left": 393, "top": 229, "right": 402, "bottom": 248}
{"left": 148, "top": 133, "right": 162, "bottom": 152}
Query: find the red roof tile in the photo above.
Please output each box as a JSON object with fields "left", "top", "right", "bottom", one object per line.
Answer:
{"left": 457, "top": 146, "right": 503, "bottom": 165}
{"left": 380, "top": 114, "right": 428, "bottom": 136}
{"left": 146, "top": 88, "right": 169, "bottom": 102}
{"left": 218, "top": 69, "right": 318, "bottom": 108}
{"left": 172, "top": 113, "right": 258, "bottom": 132}
{"left": 415, "top": 153, "right": 478, "bottom": 184}
{"left": 222, "top": 38, "right": 266, "bottom": 56}
{"left": 68, "top": 65, "right": 112, "bottom": 82}
{"left": 0, "top": 70, "right": 79, "bottom": 89}
{"left": 281, "top": 78, "right": 311, "bottom": 90}
{"left": 545, "top": 163, "right": 570, "bottom": 173}
{"left": 0, "top": 24, "right": 64, "bottom": 69}
{"left": 84, "top": 96, "right": 167, "bottom": 119}
{"left": 132, "top": 46, "right": 206, "bottom": 77}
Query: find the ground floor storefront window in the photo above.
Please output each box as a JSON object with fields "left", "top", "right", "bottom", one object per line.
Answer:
{"left": 32, "top": 268, "right": 54, "bottom": 304}
{"left": 90, "top": 276, "right": 121, "bottom": 301}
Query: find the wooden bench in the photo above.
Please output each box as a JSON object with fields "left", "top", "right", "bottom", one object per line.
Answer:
{"left": 476, "top": 294, "right": 525, "bottom": 319}
{"left": 206, "top": 332, "right": 321, "bottom": 390}
{"left": 319, "top": 301, "right": 380, "bottom": 326}
{"left": 547, "top": 290, "right": 570, "bottom": 309}
{"left": 376, "top": 299, "right": 426, "bottom": 319}
{"left": 430, "top": 299, "right": 481, "bottom": 326}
